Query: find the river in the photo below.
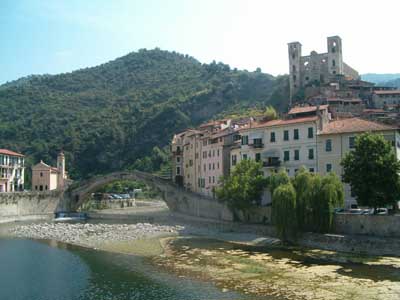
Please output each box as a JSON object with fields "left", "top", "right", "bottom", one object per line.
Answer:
{"left": 0, "top": 238, "right": 252, "bottom": 300}
{"left": 1, "top": 216, "right": 400, "bottom": 300}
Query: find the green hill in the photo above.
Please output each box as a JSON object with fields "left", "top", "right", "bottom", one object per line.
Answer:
{"left": 0, "top": 48, "right": 289, "bottom": 179}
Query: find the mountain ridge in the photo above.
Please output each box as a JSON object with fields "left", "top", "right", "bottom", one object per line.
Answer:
{"left": 0, "top": 48, "right": 289, "bottom": 180}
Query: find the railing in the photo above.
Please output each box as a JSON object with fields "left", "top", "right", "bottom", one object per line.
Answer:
{"left": 263, "top": 159, "right": 281, "bottom": 167}
{"left": 249, "top": 143, "right": 264, "bottom": 148}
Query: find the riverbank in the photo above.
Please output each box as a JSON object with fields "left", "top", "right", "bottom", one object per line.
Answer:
{"left": 155, "top": 237, "right": 400, "bottom": 300}
{"left": 3, "top": 208, "right": 400, "bottom": 300}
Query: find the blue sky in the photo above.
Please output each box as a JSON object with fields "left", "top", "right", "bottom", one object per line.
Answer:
{"left": 1, "top": 0, "right": 400, "bottom": 84}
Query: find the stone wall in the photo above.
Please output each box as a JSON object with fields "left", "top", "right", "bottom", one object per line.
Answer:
{"left": 334, "top": 214, "right": 400, "bottom": 238}
{"left": 0, "top": 191, "right": 64, "bottom": 223}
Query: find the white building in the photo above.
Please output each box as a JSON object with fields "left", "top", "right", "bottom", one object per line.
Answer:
{"left": 0, "top": 149, "right": 25, "bottom": 192}
{"left": 317, "top": 117, "right": 400, "bottom": 208}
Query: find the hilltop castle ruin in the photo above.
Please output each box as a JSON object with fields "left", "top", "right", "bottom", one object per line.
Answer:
{"left": 288, "top": 36, "right": 359, "bottom": 101}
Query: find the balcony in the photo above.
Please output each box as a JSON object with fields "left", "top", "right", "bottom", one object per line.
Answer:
{"left": 172, "top": 149, "right": 182, "bottom": 155}
{"left": 249, "top": 143, "right": 264, "bottom": 149}
{"left": 263, "top": 158, "right": 281, "bottom": 168}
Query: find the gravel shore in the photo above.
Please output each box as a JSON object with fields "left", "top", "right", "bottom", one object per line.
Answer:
{"left": 9, "top": 222, "right": 184, "bottom": 249}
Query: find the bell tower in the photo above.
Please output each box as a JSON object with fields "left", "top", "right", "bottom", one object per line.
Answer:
{"left": 57, "top": 151, "right": 66, "bottom": 190}
{"left": 327, "top": 36, "right": 344, "bottom": 78}
{"left": 288, "top": 41, "right": 302, "bottom": 104}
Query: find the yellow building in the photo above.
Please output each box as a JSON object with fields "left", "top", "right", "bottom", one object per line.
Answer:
{"left": 32, "top": 152, "right": 67, "bottom": 191}
{"left": 317, "top": 118, "right": 400, "bottom": 208}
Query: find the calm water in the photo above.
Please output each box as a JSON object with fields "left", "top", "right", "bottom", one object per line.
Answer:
{"left": 0, "top": 238, "right": 248, "bottom": 300}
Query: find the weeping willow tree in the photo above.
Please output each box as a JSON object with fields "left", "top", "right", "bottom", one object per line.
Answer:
{"left": 272, "top": 183, "right": 297, "bottom": 241}
{"left": 271, "top": 167, "right": 344, "bottom": 236}
{"left": 291, "top": 167, "right": 314, "bottom": 231}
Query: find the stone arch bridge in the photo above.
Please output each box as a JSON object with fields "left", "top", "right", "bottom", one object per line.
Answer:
{"left": 62, "top": 171, "right": 233, "bottom": 221}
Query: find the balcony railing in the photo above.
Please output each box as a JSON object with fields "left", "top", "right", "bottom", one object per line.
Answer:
{"left": 249, "top": 143, "right": 264, "bottom": 148}
{"left": 263, "top": 159, "right": 281, "bottom": 168}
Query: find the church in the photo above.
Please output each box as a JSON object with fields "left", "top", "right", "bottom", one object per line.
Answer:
{"left": 31, "top": 151, "right": 68, "bottom": 191}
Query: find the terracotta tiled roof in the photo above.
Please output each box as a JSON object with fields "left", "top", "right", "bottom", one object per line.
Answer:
{"left": 0, "top": 149, "right": 24, "bottom": 157}
{"left": 242, "top": 116, "right": 318, "bottom": 131}
{"left": 288, "top": 105, "right": 328, "bottom": 115}
{"left": 319, "top": 118, "right": 398, "bottom": 135}
{"left": 374, "top": 90, "right": 400, "bottom": 95}
{"left": 363, "top": 109, "right": 385, "bottom": 113}
{"left": 327, "top": 98, "right": 362, "bottom": 103}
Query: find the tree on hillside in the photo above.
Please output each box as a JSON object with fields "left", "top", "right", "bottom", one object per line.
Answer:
{"left": 272, "top": 183, "right": 297, "bottom": 241}
{"left": 216, "top": 159, "right": 267, "bottom": 211}
{"left": 341, "top": 133, "right": 400, "bottom": 212}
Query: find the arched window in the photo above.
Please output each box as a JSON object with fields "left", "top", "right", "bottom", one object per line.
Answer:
{"left": 332, "top": 41, "right": 337, "bottom": 53}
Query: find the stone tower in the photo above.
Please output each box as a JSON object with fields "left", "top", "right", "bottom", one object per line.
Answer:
{"left": 57, "top": 151, "right": 66, "bottom": 190}
{"left": 288, "top": 41, "right": 302, "bottom": 104}
{"left": 327, "top": 36, "right": 344, "bottom": 78}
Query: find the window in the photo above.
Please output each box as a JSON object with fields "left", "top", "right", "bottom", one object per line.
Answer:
{"left": 326, "top": 163, "right": 332, "bottom": 172}
{"left": 189, "top": 160, "right": 193, "bottom": 166}
{"left": 253, "top": 138, "right": 263, "bottom": 146}
{"left": 212, "top": 163, "right": 215, "bottom": 170}
{"left": 255, "top": 153, "right": 261, "bottom": 162}
{"left": 176, "top": 157, "right": 180, "bottom": 163}
{"left": 241, "top": 135, "right": 249, "bottom": 145}
{"left": 309, "top": 168, "right": 314, "bottom": 173}
{"left": 217, "top": 162, "right": 220, "bottom": 169}
{"left": 209, "top": 177, "right": 211, "bottom": 183}
{"left": 40, "top": 172, "right": 43, "bottom": 177}
{"left": 270, "top": 132, "right": 276, "bottom": 142}
{"left": 176, "top": 167, "right": 181, "bottom": 175}
{"left": 232, "top": 155, "right": 237, "bottom": 166}
{"left": 284, "top": 130, "right": 289, "bottom": 141}
{"left": 45, "top": 185, "right": 48, "bottom": 190}
{"left": 212, "top": 176, "right": 215, "bottom": 183}
{"left": 203, "top": 164, "right": 206, "bottom": 172}
{"left": 242, "top": 154, "right": 248, "bottom": 160}
{"left": 213, "top": 150, "right": 215, "bottom": 157}
{"left": 349, "top": 137, "right": 355, "bottom": 149}
{"left": 325, "top": 139, "right": 332, "bottom": 152}
{"left": 294, "top": 129, "right": 299, "bottom": 140}
{"left": 203, "top": 140, "right": 207, "bottom": 146}
{"left": 208, "top": 150, "right": 211, "bottom": 157}
{"left": 294, "top": 149, "right": 300, "bottom": 161}
{"left": 332, "top": 59, "right": 336, "bottom": 67}
{"left": 284, "top": 151, "right": 290, "bottom": 161}
{"left": 39, "top": 185, "right": 43, "bottom": 191}
{"left": 308, "top": 148, "right": 314, "bottom": 160}
{"left": 308, "top": 127, "right": 313, "bottom": 138}
{"left": 217, "top": 149, "right": 220, "bottom": 156}
{"left": 35, "top": 185, "right": 38, "bottom": 190}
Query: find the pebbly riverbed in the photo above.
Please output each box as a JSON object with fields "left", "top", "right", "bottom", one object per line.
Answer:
{"left": 8, "top": 222, "right": 185, "bottom": 253}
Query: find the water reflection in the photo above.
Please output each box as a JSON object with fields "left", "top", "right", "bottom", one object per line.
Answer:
{"left": 0, "top": 238, "right": 251, "bottom": 300}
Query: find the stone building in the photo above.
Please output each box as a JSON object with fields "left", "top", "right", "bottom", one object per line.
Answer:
{"left": 31, "top": 151, "right": 68, "bottom": 191}
{"left": 0, "top": 149, "right": 25, "bottom": 192}
{"left": 288, "top": 36, "right": 359, "bottom": 102}
{"left": 372, "top": 90, "right": 400, "bottom": 109}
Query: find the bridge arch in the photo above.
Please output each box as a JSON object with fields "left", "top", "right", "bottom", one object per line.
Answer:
{"left": 64, "top": 170, "right": 233, "bottom": 221}
{"left": 66, "top": 171, "right": 177, "bottom": 211}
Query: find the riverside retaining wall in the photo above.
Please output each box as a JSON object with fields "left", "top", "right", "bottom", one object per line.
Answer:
{"left": 0, "top": 191, "right": 65, "bottom": 223}
{"left": 334, "top": 214, "right": 400, "bottom": 238}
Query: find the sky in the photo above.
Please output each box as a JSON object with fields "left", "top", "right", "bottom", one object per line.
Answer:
{"left": 1, "top": 0, "right": 400, "bottom": 84}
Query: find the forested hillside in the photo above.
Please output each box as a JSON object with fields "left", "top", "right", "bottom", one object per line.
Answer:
{"left": 0, "top": 49, "right": 289, "bottom": 179}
